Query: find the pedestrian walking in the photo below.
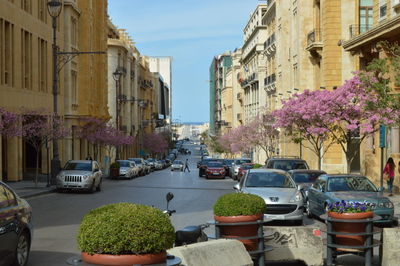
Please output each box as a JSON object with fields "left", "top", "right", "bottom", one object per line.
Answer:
{"left": 184, "top": 159, "right": 190, "bottom": 172}
{"left": 383, "top": 157, "right": 395, "bottom": 196}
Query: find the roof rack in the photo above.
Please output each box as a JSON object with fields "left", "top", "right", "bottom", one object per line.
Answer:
{"left": 271, "top": 156, "right": 301, "bottom": 159}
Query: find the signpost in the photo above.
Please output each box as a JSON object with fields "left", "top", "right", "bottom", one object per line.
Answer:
{"left": 379, "top": 125, "right": 386, "bottom": 189}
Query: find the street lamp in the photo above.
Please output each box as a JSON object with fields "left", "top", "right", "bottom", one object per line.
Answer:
{"left": 113, "top": 68, "right": 123, "bottom": 159}
{"left": 48, "top": 0, "right": 63, "bottom": 185}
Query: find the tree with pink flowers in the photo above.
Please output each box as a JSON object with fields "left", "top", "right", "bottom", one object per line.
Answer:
{"left": 0, "top": 108, "right": 21, "bottom": 138}
{"left": 143, "top": 133, "right": 168, "bottom": 157}
{"left": 275, "top": 73, "right": 396, "bottom": 172}
{"left": 21, "top": 110, "right": 69, "bottom": 186}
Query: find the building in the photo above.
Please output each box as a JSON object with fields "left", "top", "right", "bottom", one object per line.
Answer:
{"left": 341, "top": 0, "right": 400, "bottom": 187}
{"left": 0, "top": 0, "right": 109, "bottom": 182}
{"left": 209, "top": 52, "right": 232, "bottom": 136}
{"left": 107, "top": 20, "right": 140, "bottom": 160}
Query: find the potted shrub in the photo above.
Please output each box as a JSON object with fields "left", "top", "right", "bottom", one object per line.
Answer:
{"left": 78, "top": 203, "right": 175, "bottom": 265}
{"left": 109, "top": 162, "right": 120, "bottom": 178}
{"left": 327, "top": 201, "right": 373, "bottom": 247}
{"left": 213, "top": 193, "right": 266, "bottom": 251}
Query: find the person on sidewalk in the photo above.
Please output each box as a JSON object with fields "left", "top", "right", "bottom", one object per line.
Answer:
{"left": 85, "top": 154, "right": 93, "bottom": 160}
{"left": 183, "top": 159, "right": 190, "bottom": 172}
{"left": 383, "top": 157, "right": 395, "bottom": 196}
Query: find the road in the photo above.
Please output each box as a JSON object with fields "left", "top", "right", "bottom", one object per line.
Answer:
{"left": 26, "top": 141, "right": 380, "bottom": 266}
{"left": 26, "top": 142, "right": 235, "bottom": 265}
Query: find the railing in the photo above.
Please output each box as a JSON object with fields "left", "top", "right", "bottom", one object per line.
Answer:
{"left": 237, "top": 92, "right": 242, "bottom": 100}
{"left": 264, "top": 33, "right": 276, "bottom": 50}
{"left": 264, "top": 73, "right": 276, "bottom": 86}
{"left": 348, "top": 24, "right": 373, "bottom": 38}
{"left": 307, "top": 28, "right": 321, "bottom": 46}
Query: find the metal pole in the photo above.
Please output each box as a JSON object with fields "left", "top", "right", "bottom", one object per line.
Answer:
{"left": 380, "top": 147, "right": 384, "bottom": 189}
{"left": 115, "top": 78, "right": 119, "bottom": 160}
{"left": 50, "top": 15, "right": 61, "bottom": 185}
{"left": 327, "top": 220, "right": 333, "bottom": 266}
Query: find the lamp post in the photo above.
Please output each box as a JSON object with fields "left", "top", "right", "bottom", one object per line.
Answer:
{"left": 113, "top": 68, "right": 123, "bottom": 160}
{"left": 47, "top": 0, "right": 63, "bottom": 184}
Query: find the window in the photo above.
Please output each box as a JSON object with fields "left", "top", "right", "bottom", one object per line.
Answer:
{"left": 38, "top": 38, "right": 47, "bottom": 92}
{"left": 38, "top": 0, "right": 47, "bottom": 23}
{"left": 359, "top": 0, "right": 374, "bottom": 33}
{"left": 21, "top": 0, "right": 32, "bottom": 14}
{"left": 380, "top": 4, "right": 388, "bottom": 18}
{"left": 21, "top": 29, "right": 32, "bottom": 89}
{"left": 71, "top": 18, "right": 77, "bottom": 47}
{"left": 71, "top": 70, "right": 78, "bottom": 105}
{"left": 1, "top": 19, "right": 15, "bottom": 86}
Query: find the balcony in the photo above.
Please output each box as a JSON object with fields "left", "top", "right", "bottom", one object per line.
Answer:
{"left": 264, "top": 74, "right": 276, "bottom": 94}
{"left": 240, "top": 73, "right": 258, "bottom": 88}
{"left": 306, "top": 28, "right": 322, "bottom": 57}
{"left": 263, "top": 33, "right": 276, "bottom": 56}
{"left": 343, "top": 16, "right": 400, "bottom": 51}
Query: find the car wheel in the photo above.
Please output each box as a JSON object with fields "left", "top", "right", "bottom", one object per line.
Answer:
{"left": 89, "top": 180, "right": 96, "bottom": 193}
{"left": 13, "top": 231, "right": 30, "bottom": 266}
{"left": 96, "top": 178, "right": 102, "bottom": 192}
{"left": 306, "top": 200, "right": 313, "bottom": 218}
{"left": 56, "top": 188, "right": 64, "bottom": 193}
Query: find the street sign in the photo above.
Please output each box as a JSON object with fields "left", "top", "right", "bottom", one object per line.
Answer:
{"left": 379, "top": 125, "right": 386, "bottom": 148}
{"left": 139, "top": 149, "right": 145, "bottom": 156}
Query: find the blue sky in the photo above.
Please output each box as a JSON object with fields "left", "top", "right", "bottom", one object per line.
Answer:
{"left": 108, "top": 0, "right": 263, "bottom": 123}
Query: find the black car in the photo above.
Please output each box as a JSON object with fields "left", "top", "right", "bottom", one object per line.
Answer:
{"left": 222, "top": 159, "right": 234, "bottom": 177}
{"left": 265, "top": 157, "right": 309, "bottom": 171}
{"left": 0, "top": 181, "right": 33, "bottom": 266}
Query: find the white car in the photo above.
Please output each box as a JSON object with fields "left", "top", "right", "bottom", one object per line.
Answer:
{"left": 171, "top": 160, "right": 184, "bottom": 171}
{"left": 56, "top": 160, "right": 102, "bottom": 192}
{"left": 117, "top": 160, "right": 139, "bottom": 179}
{"left": 154, "top": 160, "right": 164, "bottom": 170}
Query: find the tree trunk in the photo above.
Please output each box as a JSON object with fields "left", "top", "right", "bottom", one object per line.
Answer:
{"left": 317, "top": 153, "right": 322, "bottom": 170}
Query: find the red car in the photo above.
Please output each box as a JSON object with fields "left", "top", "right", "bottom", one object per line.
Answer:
{"left": 237, "top": 163, "right": 256, "bottom": 180}
{"left": 205, "top": 162, "right": 226, "bottom": 179}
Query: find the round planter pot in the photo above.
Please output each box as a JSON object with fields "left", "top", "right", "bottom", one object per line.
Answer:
{"left": 328, "top": 211, "right": 374, "bottom": 248}
{"left": 214, "top": 214, "right": 263, "bottom": 251}
{"left": 81, "top": 251, "right": 166, "bottom": 266}
{"left": 110, "top": 168, "right": 119, "bottom": 178}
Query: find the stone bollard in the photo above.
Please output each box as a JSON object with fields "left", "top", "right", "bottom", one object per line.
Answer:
{"left": 382, "top": 227, "right": 400, "bottom": 266}
{"left": 168, "top": 239, "right": 253, "bottom": 266}
{"left": 264, "top": 226, "right": 323, "bottom": 266}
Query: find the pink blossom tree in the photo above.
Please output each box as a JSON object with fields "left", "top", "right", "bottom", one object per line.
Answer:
{"left": 275, "top": 73, "right": 396, "bottom": 172}
{"left": 0, "top": 108, "right": 21, "bottom": 137}
{"left": 21, "top": 110, "right": 69, "bottom": 186}
{"left": 143, "top": 133, "right": 168, "bottom": 157}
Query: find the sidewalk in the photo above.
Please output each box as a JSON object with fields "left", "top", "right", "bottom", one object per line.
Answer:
{"left": 5, "top": 177, "right": 56, "bottom": 199}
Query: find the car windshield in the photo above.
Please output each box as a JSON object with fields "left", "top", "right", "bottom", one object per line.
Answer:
{"left": 327, "top": 176, "right": 377, "bottom": 192}
{"left": 273, "top": 160, "right": 308, "bottom": 171}
{"left": 174, "top": 160, "right": 183, "bottom": 164}
{"left": 64, "top": 162, "right": 91, "bottom": 171}
{"left": 208, "top": 162, "right": 223, "bottom": 168}
{"left": 130, "top": 159, "right": 142, "bottom": 164}
{"left": 236, "top": 159, "right": 251, "bottom": 164}
{"left": 117, "top": 161, "right": 130, "bottom": 167}
{"left": 245, "top": 172, "right": 295, "bottom": 188}
{"left": 293, "top": 172, "right": 324, "bottom": 183}
{"left": 147, "top": 159, "right": 155, "bottom": 162}
{"left": 224, "top": 159, "right": 234, "bottom": 165}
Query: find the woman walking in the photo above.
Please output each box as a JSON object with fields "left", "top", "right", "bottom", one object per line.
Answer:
{"left": 383, "top": 157, "right": 395, "bottom": 196}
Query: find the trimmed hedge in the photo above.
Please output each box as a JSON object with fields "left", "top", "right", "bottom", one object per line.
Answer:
{"left": 253, "top": 164, "right": 263, "bottom": 169}
{"left": 77, "top": 203, "right": 175, "bottom": 255}
{"left": 110, "top": 162, "right": 120, "bottom": 169}
{"left": 213, "top": 193, "right": 266, "bottom": 217}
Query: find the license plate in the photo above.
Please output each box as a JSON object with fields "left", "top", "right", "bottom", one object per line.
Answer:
{"left": 265, "top": 214, "right": 285, "bottom": 220}
{"left": 213, "top": 173, "right": 220, "bottom": 175}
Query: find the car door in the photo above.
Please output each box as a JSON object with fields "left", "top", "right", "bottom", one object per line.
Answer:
{"left": 93, "top": 162, "right": 100, "bottom": 184}
{"left": 0, "top": 184, "right": 18, "bottom": 265}
{"left": 307, "top": 180, "right": 322, "bottom": 215}
{"left": 313, "top": 180, "right": 328, "bottom": 215}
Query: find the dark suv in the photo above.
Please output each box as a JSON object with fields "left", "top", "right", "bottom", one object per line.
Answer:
{"left": 264, "top": 157, "right": 309, "bottom": 171}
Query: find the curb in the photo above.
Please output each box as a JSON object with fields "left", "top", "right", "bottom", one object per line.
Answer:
{"left": 21, "top": 188, "right": 57, "bottom": 199}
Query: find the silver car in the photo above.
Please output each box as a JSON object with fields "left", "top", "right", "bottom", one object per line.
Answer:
{"left": 234, "top": 169, "right": 304, "bottom": 225}
{"left": 128, "top": 158, "right": 146, "bottom": 176}
{"left": 171, "top": 160, "right": 184, "bottom": 171}
{"left": 56, "top": 160, "right": 102, "bottom": 192}
{"left": 116, "top": 160, "right": 139, "bottom": 178}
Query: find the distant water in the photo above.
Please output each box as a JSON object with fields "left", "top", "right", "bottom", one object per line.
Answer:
{"left": 182, "top": 122, "right": 207, "bottom": 125}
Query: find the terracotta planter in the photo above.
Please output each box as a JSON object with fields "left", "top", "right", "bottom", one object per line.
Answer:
{"left": 214, "top": 214, "right": 263, "bottom": 251}
{"left": 328, "top": 211, "right": 374, "bottom": 248}
{"left": 110, "top": 168, "right": 119, "bottom": 178}
{"left": 81, "top": 251, "right": 166, "bottom": 265}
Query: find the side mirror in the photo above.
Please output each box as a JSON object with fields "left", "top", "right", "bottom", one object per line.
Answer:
{"left": 233, "top": 184, "right": 241, "bottom": 190}
{"left": 166, "top": 192, "right": 174, "bottom": 203}
{"left": 378, "top": 186, "right": 384, "bottom": 192}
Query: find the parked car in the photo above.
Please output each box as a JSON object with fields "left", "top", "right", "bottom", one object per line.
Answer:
{"left": 154, "top": 160, "right": 164, "bottom": 170}
{"left": 146, "top": 158, "right": 156, "bottom": 170}
{"left": 143, "top": 161, "right": 152, "bottom": 174}
{"left": 307, "top": 174, "right": 394, "bottom": 224}
{"left": 0, "top": 181, "right": 33, "bottom": 266}
{"left": 237, "top": 163, "right": 256, "bottom": 180}
{"left": 234, "top": 169, "right": 304, "bottom": 225}
{"left": 265, "top": 157, "right": 309, "bottom": 171}
{"left": 171, "top": 160, "right": 184, "bottom": 171}
{"left": 288, "top": 170, "right": 326, "bottom": 203}
{"left": 230, "top": 158, "right": 252, "bottom": 180}
{"left": 128, "top": 158, "right": 146, "bottom": 176}
{"left": 116, "top": 160, "right": 139, "bottom": 179}
{"left": 205, "top": 161, "right": 226, "bottom": 179}
{"left": 56, "top": 160, "right": 102, "bottom": 193}
{"left": 222, "top": 159, "right": 234, "bottom": 176}
{"left": 198, "top": 158, "right": 216, "bottom": 177}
